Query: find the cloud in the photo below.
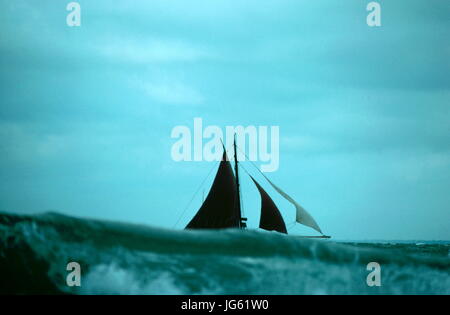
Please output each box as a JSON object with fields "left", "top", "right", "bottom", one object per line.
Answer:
{"left": 133, "top": 77, "right": 204, "bottom": 105}
{"left": 394, "top": 152, "right": 450, "bottom": 182}
{"left": 0, "top": 0, "right": 449, "bottom": 239}
{"left": 141, "top": 82, "right": 204, "bottom": 105}
{"left": 95, "top": 38, "right": 213, "bottom": 64}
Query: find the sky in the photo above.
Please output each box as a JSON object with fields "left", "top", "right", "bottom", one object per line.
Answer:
{"left": 0, "top": 0, "right": 449, "bottom": 240}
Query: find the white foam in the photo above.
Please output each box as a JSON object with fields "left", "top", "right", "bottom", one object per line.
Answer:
{"left": 80, "top": 264, "right": 183, "bottom": 295}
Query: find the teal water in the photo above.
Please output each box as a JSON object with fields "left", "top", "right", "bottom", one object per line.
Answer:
{"left": 0, "top": 212, "right": 449, "bottom": 295}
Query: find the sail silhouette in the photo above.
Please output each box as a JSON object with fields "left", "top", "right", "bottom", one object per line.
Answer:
{"left": 258, "top": 173, "right": 323, "bottom": 234}
{"left": 185, "top": 150, "right": 240, "bottom": 229}
{"left": 250, "top": 176, "right": 287, "bottom": 234}
{"left": 184, "top": 139, "right": 328, "bottom": 237}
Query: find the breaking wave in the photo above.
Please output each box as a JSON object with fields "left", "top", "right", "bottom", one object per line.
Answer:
{"left": 0, "top": 211, "right": 449, "bottom": 294}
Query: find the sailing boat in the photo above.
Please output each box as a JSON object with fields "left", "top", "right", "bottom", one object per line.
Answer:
{"left": 185, "top": 138, "right": 330, "bottom": 238}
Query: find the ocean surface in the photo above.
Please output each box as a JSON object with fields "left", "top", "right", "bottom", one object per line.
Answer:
{"left": 0, "top": 211, "right": 449, "bottom": 295}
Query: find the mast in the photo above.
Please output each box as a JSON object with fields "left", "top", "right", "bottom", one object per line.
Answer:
{"left": 233, "top": 135, "right": 247, "bottom": 228}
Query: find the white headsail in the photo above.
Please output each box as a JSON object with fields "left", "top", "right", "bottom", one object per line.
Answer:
{"left": 259, "top": 174, "right": 323, "bottom": 234}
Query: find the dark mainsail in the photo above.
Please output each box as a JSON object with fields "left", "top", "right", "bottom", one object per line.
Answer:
{"left": 185, "top": 150, "right": 240, "bottom": 229}
{"left": 250, "top": 176, "right": 287, "bottom": 234}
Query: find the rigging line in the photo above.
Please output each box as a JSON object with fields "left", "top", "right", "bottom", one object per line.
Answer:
{"left": 172, "top": 160, "right": 220, "bottom": 228}
{"left": 239, "top": 148, "right": 324, "bottom": 235}
{"left": 235, "top": 144, "right": 267, "bottom": 179}
{"left": 238, "top": 162, "right": 252, "bottom": 179}
{"left": 286, "top": 221, "right": 297, "bottom": 232}
{"left": 237, "top": 164, "right": 258, "bottom": 221}
{"left": 220, "top": 138, "right": 233, "bottom": 161}
{"left": 226, "top": 138, "right": 246, "bottom": 220}
{"left": 239, "top": 178, "right": 245, "bottom": 218}
{"left": 237, "top": 162, "right": 249, "bottom": 219}
{"left": 239, "top": 154, "right": 297, "bottom": 230}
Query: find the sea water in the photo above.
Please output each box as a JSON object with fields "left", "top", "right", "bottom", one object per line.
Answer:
{"left": 0, "top": 212, "right": 448, "bottom": 295}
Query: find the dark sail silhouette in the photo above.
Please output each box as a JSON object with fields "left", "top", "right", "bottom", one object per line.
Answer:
{"left": 250, "top": 176, "right": 287, "bottom": 234}
{"left": 185, "top": 150, "right": 240, "bottom": 229}
{"left": 184, "top": 139, "right": 329, "bottom": 238}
